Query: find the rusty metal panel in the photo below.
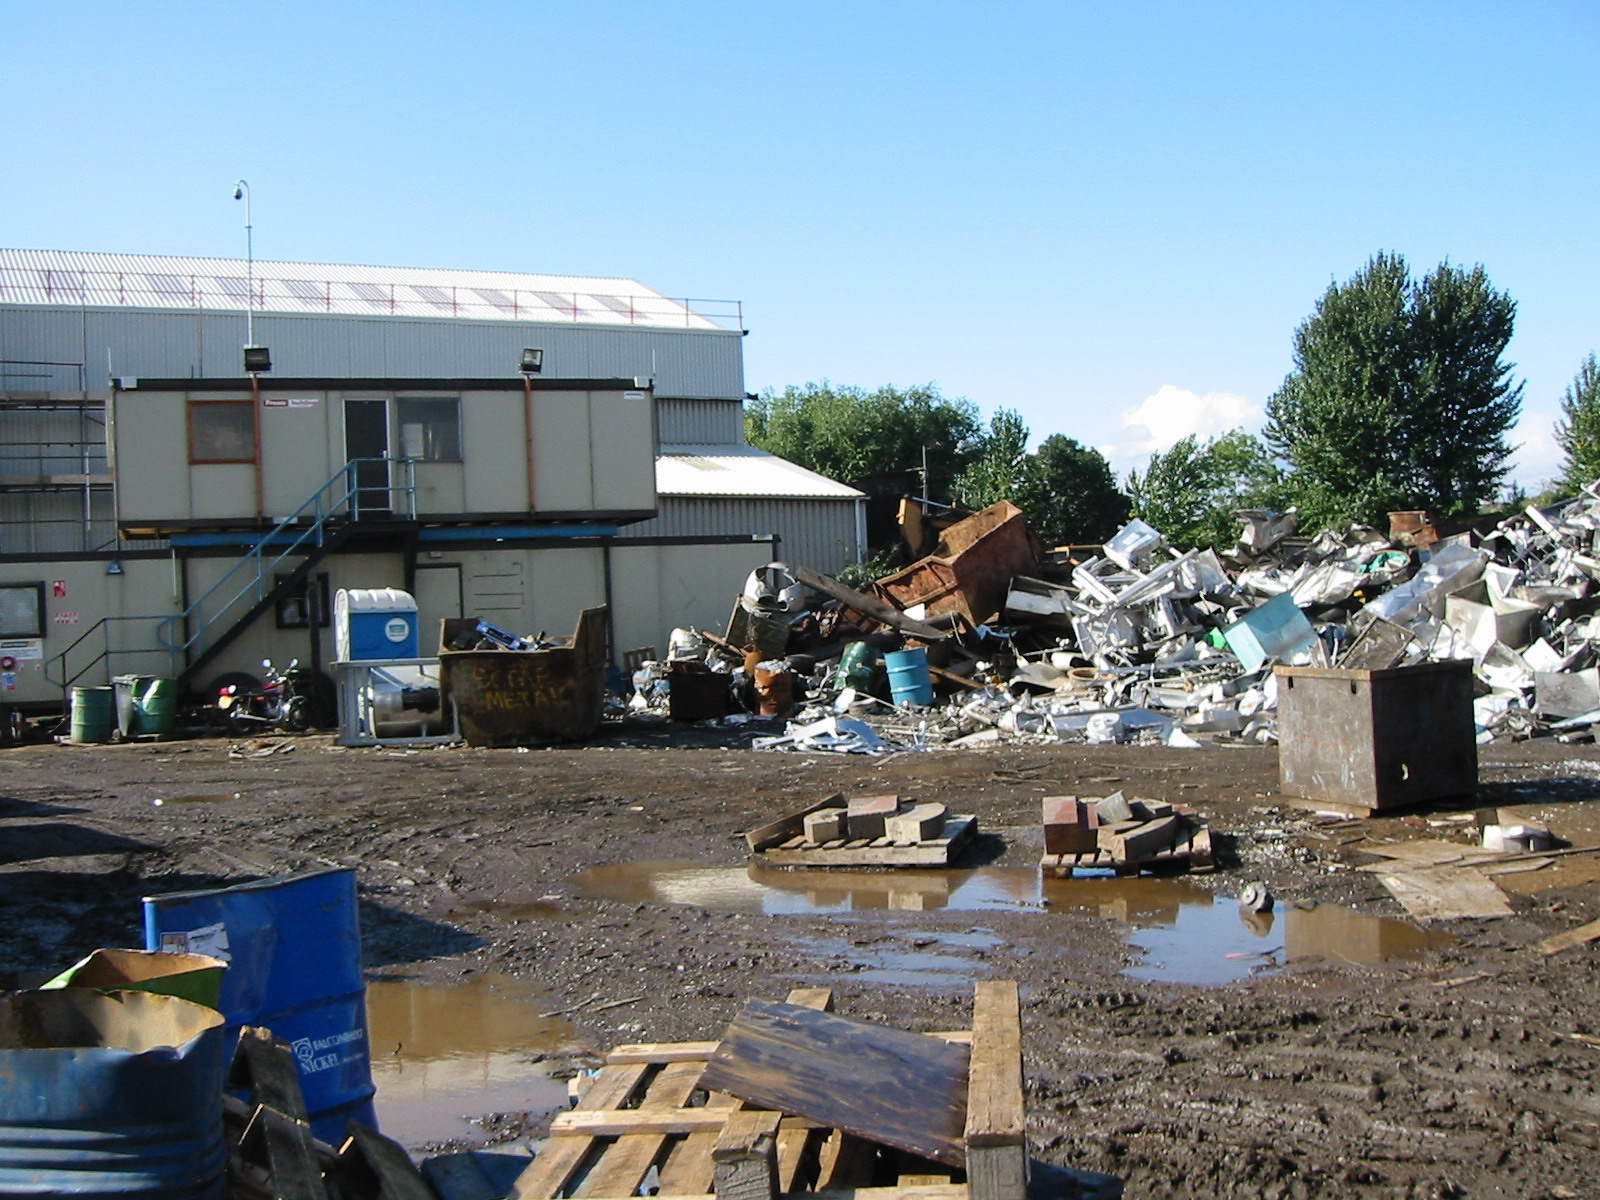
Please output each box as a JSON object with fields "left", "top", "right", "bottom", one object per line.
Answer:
{"left": 439, "top": 606, "right": 608, "bottom": 747}
{"left": 1276, "top": 660, "right": 1478, "bottom": 811}
{"left": 876, "top": 501, "right": 1039, "bottom": 626}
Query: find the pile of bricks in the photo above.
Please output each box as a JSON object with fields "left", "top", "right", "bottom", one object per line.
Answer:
{"left": 1041, "top": 791, "right": 1212, "bottom": 876}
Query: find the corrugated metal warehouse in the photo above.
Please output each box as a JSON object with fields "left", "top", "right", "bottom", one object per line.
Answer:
{"left": 0, "top": 249, "right": 864, "bottom": 708}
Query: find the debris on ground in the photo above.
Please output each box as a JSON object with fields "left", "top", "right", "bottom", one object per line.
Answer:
{"left": 625, "top": 487, "right": 1600, "bottom": 754}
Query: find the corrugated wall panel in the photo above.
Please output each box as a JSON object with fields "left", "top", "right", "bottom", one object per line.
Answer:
{"left": 631, "top": 497, "right": 861, "bottom": 575}
{"left": 656, "top": 399, "right": 744, "bottom": 444}
{"left": 0, "top": 306, "right": 745, "bottom": 399}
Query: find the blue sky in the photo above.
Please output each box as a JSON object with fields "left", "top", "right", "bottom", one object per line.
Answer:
{"left": 4, "top": 2, "right": 1596, "bottom": 489}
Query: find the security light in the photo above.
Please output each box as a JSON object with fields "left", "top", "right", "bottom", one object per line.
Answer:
{"left": 243, "top": 345, "right": 272, "bottom": 374}
{"left": 519, "top": 348, "right": 544, "bottom": 375}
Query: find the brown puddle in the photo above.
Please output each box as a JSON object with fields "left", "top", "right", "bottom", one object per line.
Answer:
{"left": 365, "top": 974, "right": 578, "bottom": 1151}
{"left": 569, "top": 861, "right": 1453, "bottom": 986}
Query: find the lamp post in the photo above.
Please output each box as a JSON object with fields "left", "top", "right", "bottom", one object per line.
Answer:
{"left": 231, "top": 180, "right": 254, "bottom": 351}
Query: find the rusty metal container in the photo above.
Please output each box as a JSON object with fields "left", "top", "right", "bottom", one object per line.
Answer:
{"left": 439, "top": 607, "right": 608, "bottom": 747}
{"left": 875, "top": 501, "right": 1039, "bottom": 626}
{"left": 1276, "top": 659, "right": 1477, "bottom": 812}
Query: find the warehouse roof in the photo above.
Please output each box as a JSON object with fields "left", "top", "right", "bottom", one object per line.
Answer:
{"left": 657, "top": 444, "right": 865, "bottom": 499}
{"left": 0, "top": 249, "right": 739, "bottom": 331}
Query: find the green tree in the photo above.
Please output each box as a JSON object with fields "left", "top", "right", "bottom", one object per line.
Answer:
{"left": 744, "top": 381, "right": 981, "bottom": 499}
{"left": 1264, "top": 252, "right": 1522, "bottom": 528}
{"left": 1555, "top": 353, "right": 1600, "bottom": 493}
{"left": 1125, "top": 430, "right": 1284, "bottom": 550}
{"left": 955, "top": 410, "right": 1129, "bottom": 546}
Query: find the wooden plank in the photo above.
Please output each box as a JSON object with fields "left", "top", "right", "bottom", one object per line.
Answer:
{"left": 576, "top": 1060, "right": 706, "bottom": 1198}
{"left": 256, "top": 1106, "right": 331, "bottom": 1200}
{"left": 699, "top": 1000, "right": 972, "bottom": 1167}
{"left": 658, "top": 989, "right": 834, "bottom": 1197}
{"left": 510, "top": 1063, "right": 650, "bottom": 1199}
{"left": 1376, "top": 868, "right": 1513, "bottom": 922}
{"left": 775, "top": 1125, "right": 819, "bottom": 1193}
{"left": 713, "top": 1111, "right": 782, "bottom": 1200}
{"left": 747, "top": 793, "right": 847, "bottom": 852}
{"left": 531, "top": 1188, "right": 969, "bottom": 1200}
{"left": 231, "top": 1026, "right": 310, "bottom": 1121}
{"left": 964, "top": 982, "right": 1026, "bottom": 1200}
{"left": 792, "top": 566, "right": 951, "bottom": 641}
{"left": 552, "top": 1110, "right": 820, "bottom": 1139}
{"left": 607, "top": 1040, "right": 722, "bottom": 1064}
{"left": 1356, "top": 839, "right": 1500, "bottom": 867}
{"left": 1540, "top": 916, "right": 1600, "bottom": 955}
{"left": 815, "top": 1130, "right": 878, "bottom": 1189}
{"left": 339, "top": 1122, "right": 435, "bottom": 1200}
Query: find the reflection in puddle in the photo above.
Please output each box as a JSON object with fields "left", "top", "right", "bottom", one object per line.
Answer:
{"left": 365, "top": 974, "right": 577, "bottom": 1150}
{"left": 569, "top": 861, "right": 1453, "bottom": 986}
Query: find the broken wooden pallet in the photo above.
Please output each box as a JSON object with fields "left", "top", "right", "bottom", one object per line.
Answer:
{"left": 510, "top": 983, "right": 1026, "bottom": 1200}
{"left": 226, "top": 1025, "right": 432, "bottom": 1200}
{"left": 1041, "top": 824, "right": 1213, "bottom": 878}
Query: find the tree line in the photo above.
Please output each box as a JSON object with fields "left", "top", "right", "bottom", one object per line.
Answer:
{"left": 747, "top": 251, "right": 1600, "bottom": 557}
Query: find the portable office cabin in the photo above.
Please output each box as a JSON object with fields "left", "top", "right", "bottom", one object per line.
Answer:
{"left": 110, "top": 377, "right": 656, "bottom": 531}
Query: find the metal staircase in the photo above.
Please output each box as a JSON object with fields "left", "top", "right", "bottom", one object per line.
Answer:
{"left": 47, "top": 457, "right": 417, "bottom": 696}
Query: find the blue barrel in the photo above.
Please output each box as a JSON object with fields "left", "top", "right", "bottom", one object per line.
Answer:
{"left": 884, "top": 647, "right": 935, "bottom": 706}
{"left": 0, "top": 989, "right": 229, "bottom": 1199}
{"left": 143, "top": 867, "right": 376, "bottom": 1146}
{"left": 70, "top": 685, "right": 114, "bottom": 743}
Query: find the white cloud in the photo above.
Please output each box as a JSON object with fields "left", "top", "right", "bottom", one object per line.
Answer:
{"left": 1099, "top": 385, "right": 1263, "bottom": 478}
{"left": 1509, "top": 413, "right": 1565, "bottom": 491}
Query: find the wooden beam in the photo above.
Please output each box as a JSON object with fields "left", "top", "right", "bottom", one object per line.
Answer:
{"left": 1540, "top": 916, "right": 1600, "bottom": 956}
{"left": 576, "top": 1060, "right": 706, "bottom": 1198}
{"left": 962, "top": 982, "right": 1027, "bottom": 1200}
{"left": 713, "top": 1111, "right": 783, "bottom": 1200}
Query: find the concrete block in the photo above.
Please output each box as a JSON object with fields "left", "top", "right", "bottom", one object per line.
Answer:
{"left": 847, "top": 794, "right": 900, "bottom": 840}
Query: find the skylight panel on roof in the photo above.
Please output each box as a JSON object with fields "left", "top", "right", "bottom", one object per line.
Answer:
{"left": 593, "top": 295, "right": 636, "bottom": 321}
{"left": 411, "top": 284, "right": 456, "bottom": 312}
{"left": 348, "top": 282, "right": 392, "bottom": 310}
{"left": 473, "top": 288, "right": 516, "bottom": 314}
{"left": 283, "top": 278, "right": 328, "bottom": 308}
{"left": 213, "top": 276, "right": 249, "bottom": 302}
{"left": 534, "top": 292, "right": 577, "bottom": 316}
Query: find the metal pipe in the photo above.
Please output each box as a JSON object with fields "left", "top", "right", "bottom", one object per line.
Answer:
{"left": 232, "top": 180, "right": 253, "bottom": 348}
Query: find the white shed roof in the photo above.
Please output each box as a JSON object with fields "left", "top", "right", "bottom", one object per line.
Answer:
{"left": 0, "top": 249, "right": 738, "bottom": 331}
{"left": 657, "top": 444, "right": 865, "bottom": 500}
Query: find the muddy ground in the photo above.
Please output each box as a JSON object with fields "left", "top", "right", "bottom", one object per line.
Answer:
{"left": 4, "top": 725, "right": 1600, "bottom": 1199}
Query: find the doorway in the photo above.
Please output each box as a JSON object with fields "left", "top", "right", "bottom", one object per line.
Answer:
{"left": 344, "top": 400, "right": 391, "bottom": 518}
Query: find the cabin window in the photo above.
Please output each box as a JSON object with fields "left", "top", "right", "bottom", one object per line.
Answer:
{"left": 0, "top": 583, "right": 44, "bottom": 638}
{"left": 188, "top": 400, "right": 256, "bottom": 463}
{"left": 396, "top": 398, "right": 461, "bottom": 462}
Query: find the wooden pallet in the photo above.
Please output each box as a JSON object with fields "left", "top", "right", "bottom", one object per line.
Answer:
{"left": 509, "top": 984, "right": 1026, "bottom": 1200}
{"left": 226, "top": 1025, "right": 433, "bottom": 1200}
{"left": 758, "top": 816, "right": 979, "bottom": 868}
{"left": 746, "top": 796, "right": 980, "bottom": 868}
{"left": 1040, "top": 825, "right": 1214, "bottom": 878}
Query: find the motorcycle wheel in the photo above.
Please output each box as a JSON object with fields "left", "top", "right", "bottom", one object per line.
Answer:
{"left": 226, "top": 709, "right": 257, "bottom": 737}
{"left": 281, "top": 696, "right": 310, "bottom": 733}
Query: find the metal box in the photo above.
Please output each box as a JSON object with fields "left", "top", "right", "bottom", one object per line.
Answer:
{"left": 1276, "top": 659, "right": 1477, "bottom": 812}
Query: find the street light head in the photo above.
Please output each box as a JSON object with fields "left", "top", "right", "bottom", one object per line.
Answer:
{"left": 233, "top": 186, "right": 243, "bottom": 200}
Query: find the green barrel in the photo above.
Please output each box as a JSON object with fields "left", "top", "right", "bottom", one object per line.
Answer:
{"left": 134, "top": 678, "right": 178, "bottom": 737}
{"left": 69, "top": 685, "right": 114, "bottom": 744}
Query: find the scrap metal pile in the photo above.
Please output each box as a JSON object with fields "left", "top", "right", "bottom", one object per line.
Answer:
{"left": 635, "top": 490, "right": 1600, "bottom": 752}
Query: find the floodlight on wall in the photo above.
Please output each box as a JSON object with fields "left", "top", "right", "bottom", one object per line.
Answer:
{"left": 243, "top": 345, "right": 272, "bottom": 374}
{"left": 519, "top": 348, "right": 544, "bottom": 375}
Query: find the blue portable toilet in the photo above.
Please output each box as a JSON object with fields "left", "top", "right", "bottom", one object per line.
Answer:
{"left": 143, "top": 867, "right": 377, "bottom": 1146}
{"left": 335, "top": 587, "right": 420, "bottom": 660}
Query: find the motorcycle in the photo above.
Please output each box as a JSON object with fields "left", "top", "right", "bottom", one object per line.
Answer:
{"left": 216, "top": 659, "right": 334, "bottom": 734}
